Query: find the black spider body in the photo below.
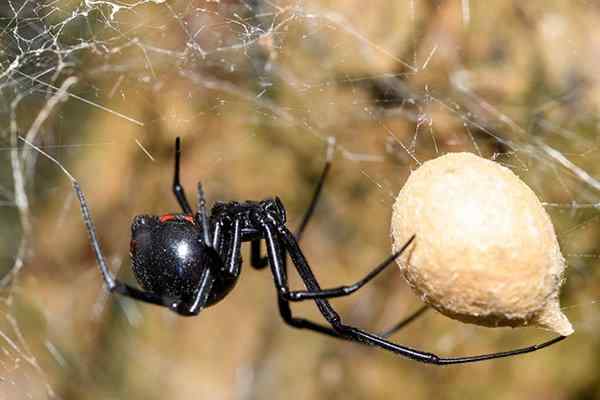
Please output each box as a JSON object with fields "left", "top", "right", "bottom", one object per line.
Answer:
{"left": 210, "top": 198, "right": 287, "bottom": 241}
{"left": 130, "top": 198, "right": 286, "bottom": 309}
{"left": 130, "top": 214, "right": 226, "bottom": 305}
{"left": 32, "top": 136, "right": 565, "bottom": 364}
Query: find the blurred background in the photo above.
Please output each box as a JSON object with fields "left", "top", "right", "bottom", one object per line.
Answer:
{"left": 1, "top": 1, "right": 599, "bottom": 399}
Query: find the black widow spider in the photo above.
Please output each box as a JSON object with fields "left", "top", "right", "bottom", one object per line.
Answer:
{"left": 21, "top": 136, "right": 565, "bottom": 365}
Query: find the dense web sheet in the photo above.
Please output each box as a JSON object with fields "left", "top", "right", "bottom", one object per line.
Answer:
{"left": 1, "top": 1, "right": 600, "bottom": 398}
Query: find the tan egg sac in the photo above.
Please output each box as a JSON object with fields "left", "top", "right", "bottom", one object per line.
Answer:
{"left": 391, "top": 153, "right": 573, "bottom": 336}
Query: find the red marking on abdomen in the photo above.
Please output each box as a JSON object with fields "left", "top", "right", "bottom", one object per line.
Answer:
{"left": 160, "top": 214, "right": 194, "bottom": 224}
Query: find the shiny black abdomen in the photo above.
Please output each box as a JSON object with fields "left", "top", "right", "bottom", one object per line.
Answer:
{"left": 130, "top": 215, "right": 234, "bottom": 305}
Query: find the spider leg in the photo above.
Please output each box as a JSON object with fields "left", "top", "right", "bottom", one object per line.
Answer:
{"left": 280, "top": 235, "right": 415, "bottom": 301}
{"left": 261, "top": 222, "right": 346, "bottom": 339}
{"left": 276, "top": 296, "right": 345, "bottom": 339}
{"left": 196, "top": 182, "right": 212, "bottom": 247}
{"left": 205, "top": 214, "right": 243, "bottom": 281}
{"left": 295, "top": 136, "right": 335, "bottom": 241}
{"left": 175, "top": 218, "right": 244, "bottom": 315}
{"left": 171, "top": 268, "right": 215, "bottom": 316}
{"left": 225, "top": 219, "right": 242, "bottom": 276}
{"left": 267, "top": 217, "right": 425, "bottom": 333}
{"left": 250, "top": 237, "right": 290, "bottom": 270}
{"left": 110, "top": 282, "right": 173, "bottom": 306}
{"left": 274, "top": 225, "right": 566, "bottom": 365}
{"left": 380, "top": 305, "right": 429, "bottom": 338}
{"left": 250, "top": 239, "right": 269, "bottom": 269}
{"left": 172, "top": 137, "right": 193, "bottom": 214}
{"left": 212, "top": 220, "right": 224, "bottom": 251}
{"left": 251, "top": 137, "right": 335, "bottom": 269}
{"left": 263, "top": 221, "right": 423, "bottom": 337}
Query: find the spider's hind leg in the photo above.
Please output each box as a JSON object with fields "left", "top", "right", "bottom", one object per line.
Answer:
{"left": 380, "top": 305, "right": 429, "bottom": 338}
{"left": 277, "top": 225, "right": 567, "bottom": 365}
{"left": 277, "top": 296, "right": 344, "bottom": 339}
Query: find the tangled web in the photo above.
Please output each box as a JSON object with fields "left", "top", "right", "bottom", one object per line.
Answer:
{"left": 1, "top": 1, "right": 600, "bottom": 398}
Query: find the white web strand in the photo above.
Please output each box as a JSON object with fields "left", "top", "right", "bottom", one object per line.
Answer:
{"left": 17, "top": 136, "right": 76, "bottom": 183}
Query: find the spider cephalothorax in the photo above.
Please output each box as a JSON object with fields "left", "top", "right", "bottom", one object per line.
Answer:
{"left": 23, "top": 136, "right": 566, "bottom": 364}
{"left": 210, "top": 197, "right": 287, "bottom": 240}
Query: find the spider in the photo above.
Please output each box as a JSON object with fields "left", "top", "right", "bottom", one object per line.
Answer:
{"left": 21, "top": 136, "right": 565, "bottom": 365}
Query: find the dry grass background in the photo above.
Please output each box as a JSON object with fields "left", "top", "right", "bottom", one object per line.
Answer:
{"left": 1, "top": 1, "right": 600, "bottom": 399}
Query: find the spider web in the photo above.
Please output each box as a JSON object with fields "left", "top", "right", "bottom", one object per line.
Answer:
{"left": 1, "top": 1, "right": 600, "bottom": 399}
